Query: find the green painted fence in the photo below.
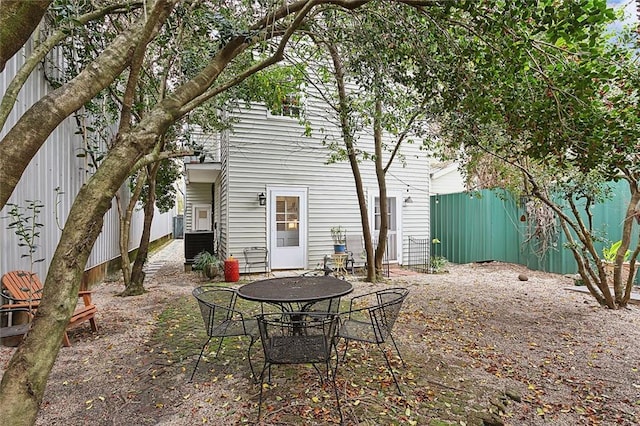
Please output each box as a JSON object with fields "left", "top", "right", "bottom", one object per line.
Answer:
{"left": 430, "top": 182, "right": 638, "bottom": 281}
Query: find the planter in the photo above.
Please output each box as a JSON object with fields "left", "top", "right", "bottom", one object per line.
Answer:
{"left": 330, "top": 226, "right": 347, "bottom": 252}
{"left": 203, "top": 264, "right": 219, "bottom": 279}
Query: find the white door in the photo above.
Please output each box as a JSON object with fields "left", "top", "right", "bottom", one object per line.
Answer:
{"left": 193, "top": 205, "right": 212, "bottom": 231}
{"left": 269, "top": 188, "right": 307, "bottom": 269}
{"left": 371, "top": 195, "right": 400, "bottom": 262}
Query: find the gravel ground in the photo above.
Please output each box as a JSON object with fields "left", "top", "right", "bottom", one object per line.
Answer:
{"left": 2, "top": 239, "right": 640, "bottom": 425}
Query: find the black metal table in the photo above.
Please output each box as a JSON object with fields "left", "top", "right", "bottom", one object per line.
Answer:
{"left": 237, "top": 275, "right": 353, "bottom": 311}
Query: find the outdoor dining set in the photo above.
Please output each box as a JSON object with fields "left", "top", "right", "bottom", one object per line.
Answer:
{"left": 188, "top": 275, "right": 409, "bottom": 424}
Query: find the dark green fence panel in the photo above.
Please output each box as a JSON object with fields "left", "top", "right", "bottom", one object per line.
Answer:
{"left": 430, "top": 181, "right": 638, "bottom": 281}
{"left": 431, "top": 189, "right": 522, "bottom": 264}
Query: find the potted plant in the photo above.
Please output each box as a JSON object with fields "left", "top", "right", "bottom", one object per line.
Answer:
{"left": 430, "top": 238, "right": 448, "bottom": 273}
{"left": 602, "top": 240, "right": 634, "bottom": 287}
{"left": 330, "top": 226, "right": 347, "bottom": 253}
{"left": 193, "top": 250, "right": 222, "bottom": 279}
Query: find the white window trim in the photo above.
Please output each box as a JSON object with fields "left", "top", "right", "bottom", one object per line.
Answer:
{"left": 191, "top": 203, "right": 212, "bottom": 231}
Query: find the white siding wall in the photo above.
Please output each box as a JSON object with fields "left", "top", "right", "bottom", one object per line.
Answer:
{"left": 0, "top": 40, "right": 172, "bottom": 279}
{"left": 184, "top": 183, "right": 212, "bottom": 233}
{"left": 224, "top": 95, "right": 430, "bottom": 268}
{"left": 430, "top": 164, "right": 466, "bottom": 195}
{"left": 219, "top": 131, "right": 230, "bottom": 258}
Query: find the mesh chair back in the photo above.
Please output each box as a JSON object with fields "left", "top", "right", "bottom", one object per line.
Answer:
{"left": 257, "top": 312, "right": 338, "bottom": 365}
{"left": 255, "top": 311, "right": 342, "bottom": 422}
{"left": 301, "top": 296, "right": 341, "bottom": 315}
{"left": 370, "top": 288, "right": 409, "bottom": 342}
{"left": 193, "top": 287, "right": 249, "bottom": 338}
{"left": 190, "top": 286, "right": 258, "bottom": 382}
{"left": 337, "top": 287, "right": 408, "bottom": 395}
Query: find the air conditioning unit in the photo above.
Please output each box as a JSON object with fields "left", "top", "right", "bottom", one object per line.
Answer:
{"left": 184, "top": 231, "right": 215, "bottom": 263}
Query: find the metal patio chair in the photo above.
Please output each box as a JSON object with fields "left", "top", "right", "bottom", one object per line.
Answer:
{"left": 190, "top": 286, "right": 258, "bottom": 382}
{"left": 255, "top": 311, "right": 342, "bottom": 424}
{"left": 301, "top": 295, "right": 343, "bottom": 318}
{"left": 345, "top": 234, "right": 366, "bottom": 273}
{"left": 336, "top": 287, "right": 409, "bottom": 394}
{"left": 242, "top": 246, "right": 269, "bottom": 274}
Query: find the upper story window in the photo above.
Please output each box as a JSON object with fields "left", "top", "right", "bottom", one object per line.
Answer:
{"left": 270, "top": 93, "right": 302, "bottom": 118}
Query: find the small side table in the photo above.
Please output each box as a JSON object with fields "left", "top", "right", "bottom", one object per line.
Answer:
{"left": 331, "top": 253, "right": 348, "bottom": 277}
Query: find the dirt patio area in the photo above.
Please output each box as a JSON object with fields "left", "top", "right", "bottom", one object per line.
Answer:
{"left": 2, "top": 239, "right": 640, "bottom": 425}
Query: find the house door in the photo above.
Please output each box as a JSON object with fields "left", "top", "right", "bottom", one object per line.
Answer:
{"left": 269, "top": 188, "right": 307, "bottom": 269}
{"left": 193, "top": 205, "right": 212, "bottom": 231}
{"left": 372, "top": 195, "right": 400, "bottom": 262}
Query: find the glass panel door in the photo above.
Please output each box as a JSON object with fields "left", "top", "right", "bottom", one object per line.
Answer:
{"left": 275, "top": 196, "right": 299, "bottom": 247}
{"left": 270, "top": 188, "right": 306, "bottom": 269}
{"left": 374, "top": 197, "right": 397, "bottom": 261}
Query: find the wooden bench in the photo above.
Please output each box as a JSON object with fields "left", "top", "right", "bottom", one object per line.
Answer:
{"left": 1, "top": 270, "right": 98, "bottom": 346}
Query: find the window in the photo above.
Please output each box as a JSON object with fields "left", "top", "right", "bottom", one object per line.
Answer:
{"left": 275, "top": 196, "right": 299, "bottom": 247}
{"left": 270, "top": 93, "right": 302, "bottom": 118}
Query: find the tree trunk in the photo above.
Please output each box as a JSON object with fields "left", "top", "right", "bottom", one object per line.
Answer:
{"left": 327, "top": 43, "right": 376, "bottom": 282}
{"left": 0, "top": 1, "right": 50, "bottom": 72}
{"left": 0, "top": 6, "right": 164, "bottom": 210}
{"left": 529, "top": 177, "right": 639, "bottom": 309}
{"left": 0, "top": 138, "right": 132, "bottom": 424}
{"left": 117, "top": 172, "right": 147, "bottom": 289}
{"left": 373, "top": 98, "right": 388, "bottom": 280}
{"left": 116, "top": 191, "right": 132, "bottom": 288}
{"left": 126, "top": 164, "right": 160, "bottom": 296}
{"left": 0, "top": 3, "right": 177, "bottom": 422}
{"left": 0, "top": 2, "right": 350, "bottom": 421}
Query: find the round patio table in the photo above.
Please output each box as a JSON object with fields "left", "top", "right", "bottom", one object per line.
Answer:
{"left": 237, "top": 275, "right": 353, "bottom": 311}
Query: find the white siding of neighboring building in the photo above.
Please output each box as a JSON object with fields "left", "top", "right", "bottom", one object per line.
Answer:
{"left": 0, "top": 40, "right": 173, "bottom": 280}
{"left": 430, "top": 163, "right": 466, "bottom": 195}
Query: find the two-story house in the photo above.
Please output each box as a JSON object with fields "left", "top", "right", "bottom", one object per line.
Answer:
{"left": 183, "top": 92, "right": 431, "bottom": 273}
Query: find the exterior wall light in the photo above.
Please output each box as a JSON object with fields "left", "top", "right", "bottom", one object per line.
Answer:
{"left": 258, "top": 192, "right": 267, "bottom": 206}
{"left": 403, "top": 185, "right": 413, "bottom": 205}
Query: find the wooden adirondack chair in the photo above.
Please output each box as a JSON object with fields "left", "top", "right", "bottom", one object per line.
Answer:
{"left": 1, "top": 270, "right": 98, "bottom": 346}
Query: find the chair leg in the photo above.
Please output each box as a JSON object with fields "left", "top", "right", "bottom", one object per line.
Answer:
{"left": 62, "top": 331, "right": 71, "bottom": 347}
{"left": 189, "top": 337, "right": 212, "bottom": 382}
{"left": 328, "top": 361, "right": 343, "bottom": 425}
{"left": 340, "top": 337, "right": 349, "bottom": 361}
{"left": 247, "top": 336, "right": 258, "bottom": 383}
{"left": 378, "top": 343, "right": 402, "bottom": 395}
{"left": 214, "top": 336, "right": 225, "bottom": 356}
{"left": 330, "top": 341, "right": 344, "bottom": 424}
{"left": 257, "top": 364, "right": 269, "bottom": 423}
{"left": 387, "top": 332, "right": 405, "bottom": 367}
{"left": 311, "top": 363, "right": 325, "bottom": 384}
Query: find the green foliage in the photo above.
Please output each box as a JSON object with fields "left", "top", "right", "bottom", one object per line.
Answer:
{"left": 193, "top": 250, "right": 222, "bottom": 271}
{"left": 137, "top": 158, "right": 181, "bottom": 213}
{"left": 430, "top": 255, "right": 448, "bottom": 274}
{"left": 375, "top": 0, "right": 639, "bottom": 307}
{"left": 330, "top": 226, "right": 346, "bottom": 244}
{"left": 4, "top": 200, "right": 45, "bottom": 268}
{"left": 602, "top": 240, "right": 630, "bottom": 263}
{"left": 241, "top": 64, "right": 305, "bottom": 110}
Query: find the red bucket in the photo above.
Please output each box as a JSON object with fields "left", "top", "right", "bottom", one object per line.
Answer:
{"left": 224, "top": 257, "right": 240, "bottom": 282}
